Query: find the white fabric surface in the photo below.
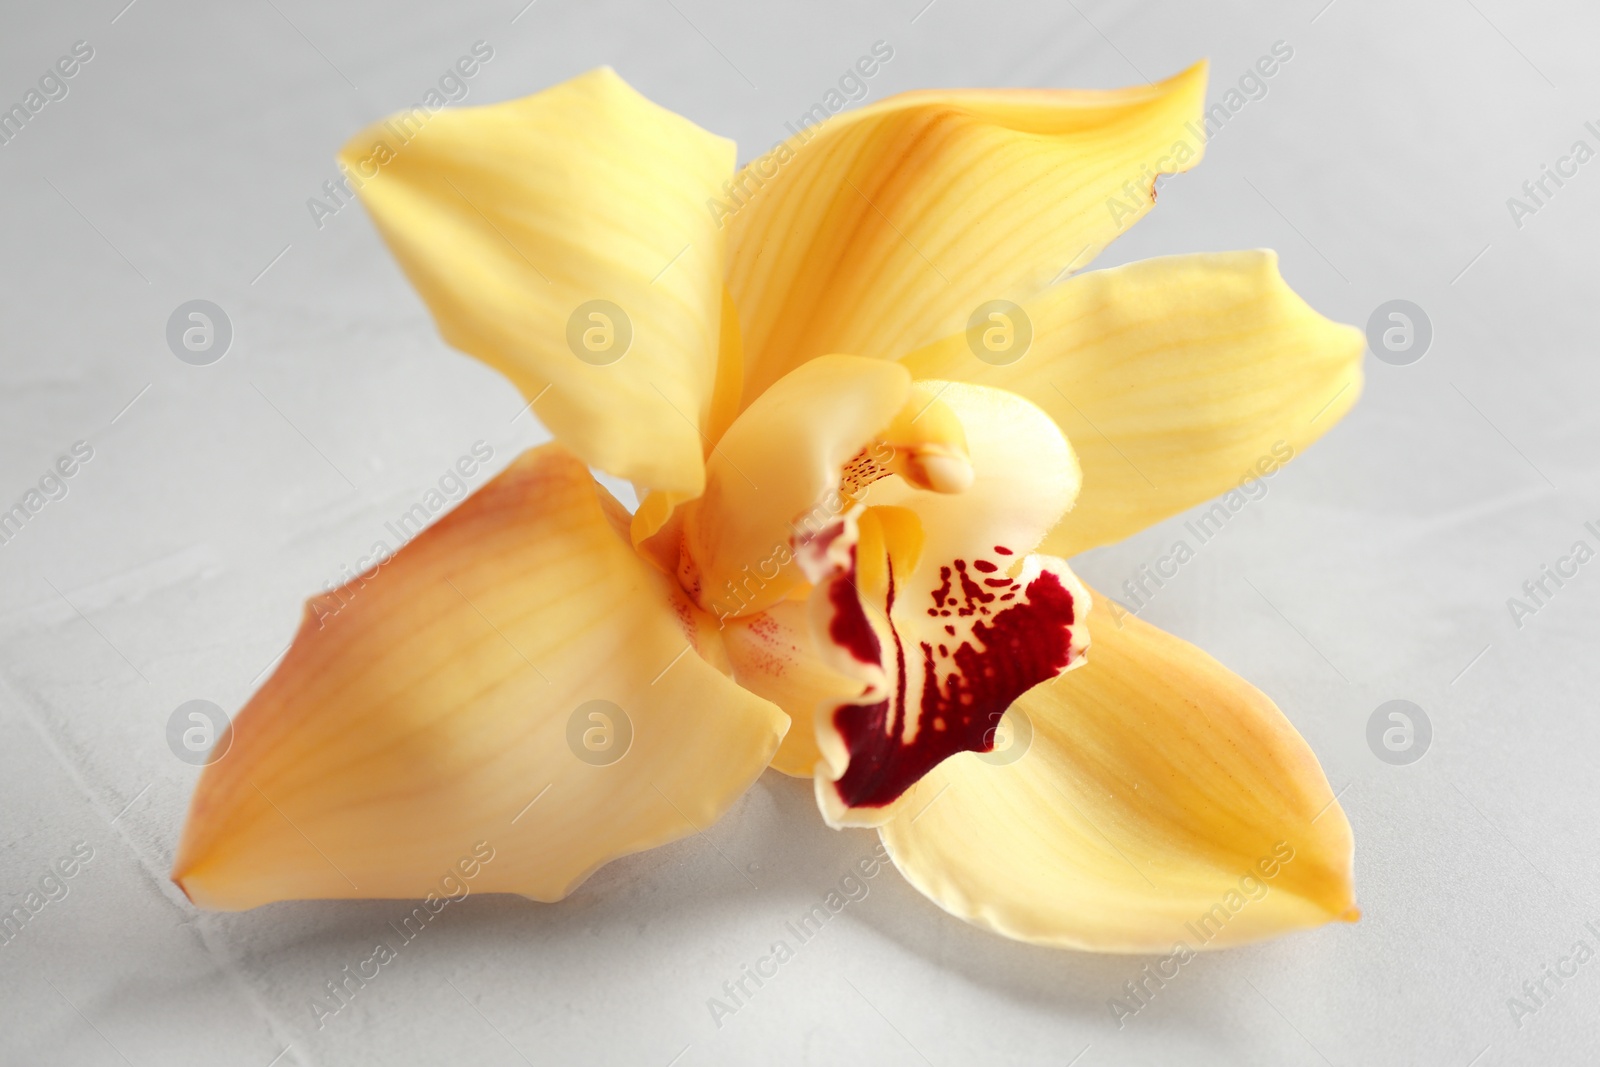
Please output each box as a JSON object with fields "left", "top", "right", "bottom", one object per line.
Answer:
{"left": 1, "top": 0, "right": 1596, "bottom": 1063}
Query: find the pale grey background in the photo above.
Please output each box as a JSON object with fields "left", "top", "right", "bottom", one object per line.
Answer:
{"left": 1, "top": 0, "right": 1596, "bottom": 1064}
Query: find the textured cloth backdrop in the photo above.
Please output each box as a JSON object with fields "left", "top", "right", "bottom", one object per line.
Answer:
{"left": 0, "top": 0, "right": 1595, "bottom": 1064}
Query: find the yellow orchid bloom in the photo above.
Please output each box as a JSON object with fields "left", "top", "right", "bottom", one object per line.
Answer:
{"left": 173, "top": 62, "right": 1363, "bottom": 953}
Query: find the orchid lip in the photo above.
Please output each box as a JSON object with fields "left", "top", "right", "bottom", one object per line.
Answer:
{"left": 823, "top": 542, "right": 1087, "bottom": 811}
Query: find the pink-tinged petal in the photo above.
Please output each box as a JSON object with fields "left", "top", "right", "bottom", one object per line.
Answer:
{"left": 722, "top": 598, "right": 857, "bottom": 777}
{"left": 173, "top": 446, "right": 786, "bottom": 910}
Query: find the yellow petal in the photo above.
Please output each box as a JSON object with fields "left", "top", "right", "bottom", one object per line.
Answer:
{"left": 172, "top": 446, "right": 786, "bottom": 910}
{"left": 706, "top": 286, "right": 747, "bottom": 452}
{"left": 341, "top": 68, "right": 735, "bottom": 497}
{"left": 901, "top": 250, "right": 1365, "bottom": 555}
{"left": 725, "top": 63, "right": 1208, "bottom": 402}
{"left": 796, "top": 383, "right": 1090, "bottom": 828}
{"left": 880, "top": 589, "right": 1357, "bottom": 952}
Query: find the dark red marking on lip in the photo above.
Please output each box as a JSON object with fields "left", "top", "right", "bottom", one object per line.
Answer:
{"left": 830, "top": 563, "right": 1079, "bottom": 810}
{"left": 951, "top": 559, "right": 995, "bottom": 618}
{"left": 839, "top": 445, "right": 896, "bottom": 496}
{"left": 993, "top": 545, "right": 1013, "bottom": 555}
{"left": 973, "top": 560, "right": 998, "bottom": 573}
{"left": 826, "top": 546, "right": 880, "bottom": 665}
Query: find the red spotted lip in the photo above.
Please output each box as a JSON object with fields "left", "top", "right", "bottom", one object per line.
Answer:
{"left": 829, "top": 546, "right": 1080, "bottom": 810}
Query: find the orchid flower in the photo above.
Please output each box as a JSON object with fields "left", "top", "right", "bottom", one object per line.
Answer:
{"left": 173, "top": 63, "right": 1362, "bottom": 952}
